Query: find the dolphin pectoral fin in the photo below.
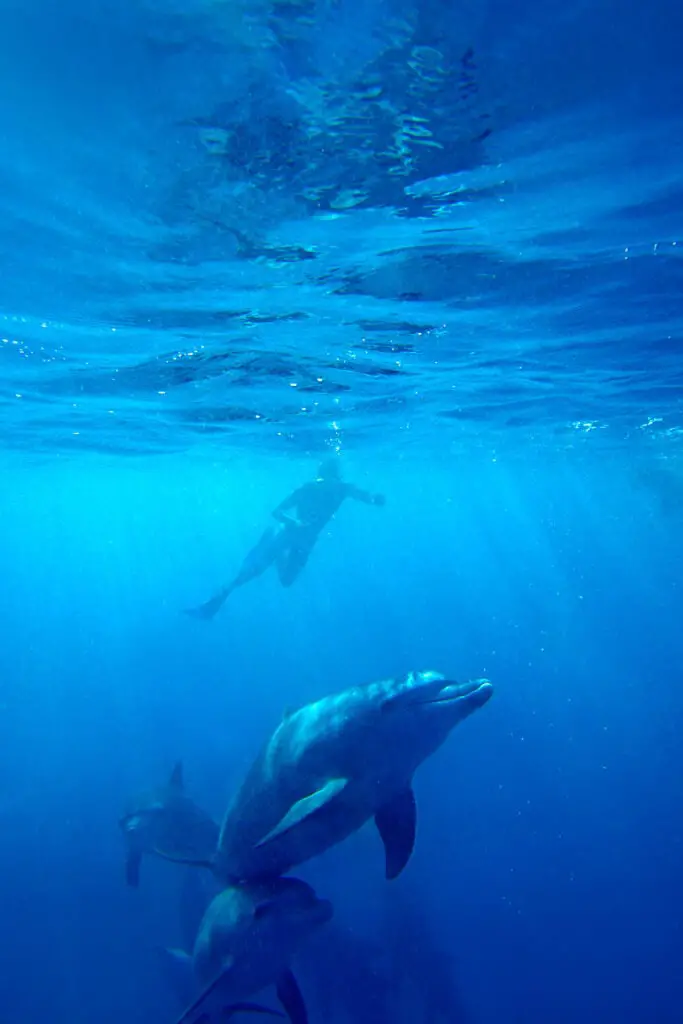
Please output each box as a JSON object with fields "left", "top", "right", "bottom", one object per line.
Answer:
{"left": 374, "top": 786, "right": 417, "bottom": 880}
{"left": 162, "top": 947, "right": 194, "bottom": 976}
{"left": 159, "top": 947, "right": 195, "bottom": 1009}
{"left": 163, "top": 946, "right": 193, "bottom": 965}
{"left": 125, "top": 849, "right": 142, "bottom": 887}
{"left": 223, "top": 1004, "right": 285, "bottom": 1019}
{"left": 174, "top": 960, "right": 236, "bottom": 1024}
{"left": 254, "top": 779, "right": 349, "bottom": 849}
{"left": 276, "top": 969, "right": 307, "bottom": 1024}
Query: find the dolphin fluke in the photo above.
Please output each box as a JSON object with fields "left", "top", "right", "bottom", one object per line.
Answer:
{"left": 275, "top": 970, "right": 307, "bottom": 1024}
{"left": 374, "top": 787, "right": 417, "bottom": 880}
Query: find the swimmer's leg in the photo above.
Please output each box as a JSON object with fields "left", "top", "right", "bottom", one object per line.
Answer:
{"left": 185, "top": 525, "right": 286, "bottom": 620}
{"left": 275, "top": 536, "right": 315, "bottom": 588}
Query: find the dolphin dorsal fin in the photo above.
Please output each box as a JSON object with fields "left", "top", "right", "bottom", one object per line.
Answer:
{"left": 169, "top": 761, "right": 184, "bottom": 791}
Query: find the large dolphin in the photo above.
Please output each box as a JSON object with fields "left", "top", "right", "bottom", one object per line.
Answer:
{"left": 119, "top": 762, "right": 219, "bottom": 887}
{"left": 165, "top": 670, "right": 492, "bottom": 883}
{"left": 165, "top": 876, "right": 332, "bottom": 1024}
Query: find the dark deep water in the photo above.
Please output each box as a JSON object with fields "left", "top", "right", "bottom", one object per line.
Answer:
{"left": 1, "top": 1, "right": 683, "bottom": 1023}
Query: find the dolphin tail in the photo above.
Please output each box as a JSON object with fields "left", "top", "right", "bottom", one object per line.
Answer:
{"left": 184, "top": 587, "right": 230, "bottom": 621}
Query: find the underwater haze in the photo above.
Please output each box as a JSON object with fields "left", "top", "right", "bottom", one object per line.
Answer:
{"left": 1, "top": 1, "right": 683, "bottom": 1023}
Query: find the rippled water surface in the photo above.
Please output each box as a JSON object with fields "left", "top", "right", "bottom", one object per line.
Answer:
{"left": 1, "top": 0, "right": 682, "bottom": 458}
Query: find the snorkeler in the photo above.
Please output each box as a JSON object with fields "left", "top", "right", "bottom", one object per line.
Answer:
{"left": 185, "top": 458, "right": 386, "bottom": 621}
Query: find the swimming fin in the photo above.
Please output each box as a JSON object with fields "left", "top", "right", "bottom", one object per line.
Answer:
{"left": 184, "top": 588, "right": 229, "bottom": 621}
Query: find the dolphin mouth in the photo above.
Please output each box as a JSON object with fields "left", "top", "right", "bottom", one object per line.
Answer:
{"left": 418, "top": 678, "right": 493, "bottom": 706}
{"left": 382, "top": 672, "right": 493, "bottom": 714}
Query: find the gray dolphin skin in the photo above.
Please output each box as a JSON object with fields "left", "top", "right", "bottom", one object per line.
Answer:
{"left": 119, "top": 762, "right": 219, "bottom": 887}
{"left": 167, "top": 876, "right": 332, "bottom": 1024}
{"left": 209, "top": 670, "right": 493, "bottom": 883}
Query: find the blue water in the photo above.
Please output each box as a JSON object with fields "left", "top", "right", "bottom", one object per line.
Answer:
{"left": 1, "top": 0, "right": 683, "bottom": 1022}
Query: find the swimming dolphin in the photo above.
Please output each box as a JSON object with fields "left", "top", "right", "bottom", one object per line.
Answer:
{"left": 163, "top": 670, "right": 492, "bottom": 883}
{"left": 119, "top": 761, "right": 219, "bottom": 888}
{"left": 165, "top": 876, "right": 332, "bottom": 1024}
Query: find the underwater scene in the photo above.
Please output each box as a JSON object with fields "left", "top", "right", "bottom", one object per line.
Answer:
{"left": 1, "top": 1, "right": 682, "bottom": 1022}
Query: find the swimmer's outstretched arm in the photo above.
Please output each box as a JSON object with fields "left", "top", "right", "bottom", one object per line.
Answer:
{"left": 346, "top": 484, "right": 386, "bottom": 506}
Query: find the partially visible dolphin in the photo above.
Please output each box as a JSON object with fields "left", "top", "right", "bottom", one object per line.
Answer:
{"left": 119, "top": 762, "right": 219, "bottom": 888}
{"left": 165, "top": 876, "right": 332, "bottom": 1024}
{"left": 163, "top": 670, "right": 493, "bottom": 883}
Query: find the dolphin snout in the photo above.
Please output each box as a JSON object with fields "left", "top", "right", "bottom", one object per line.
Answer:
{"left": 426, "top": 678, "right": 493, "bottom": 706}
{"left": 464, "top": 678, "right": 494, "bottom": 707}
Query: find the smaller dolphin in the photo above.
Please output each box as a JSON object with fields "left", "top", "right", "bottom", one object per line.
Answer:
{"left": 165, "top": 876, "right": 332, "bottom": 1024}
{"left": 119, "top": 762, "right": 219, "bottom": 888}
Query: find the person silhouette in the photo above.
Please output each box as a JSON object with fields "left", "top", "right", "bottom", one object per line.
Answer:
{"left": 186, "top": 458, "right": 385, "bottom": 620}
